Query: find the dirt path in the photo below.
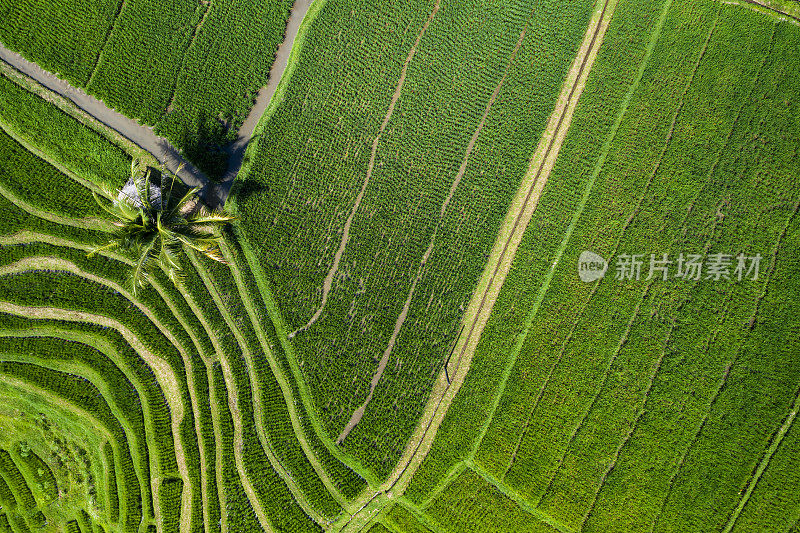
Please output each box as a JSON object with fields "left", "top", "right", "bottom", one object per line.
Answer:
{"left": 212, "top": 0, "right": 316, "bottom": 204}
{"left": 734, "top": 0, "right": 800, "bottom": 22}
{"left": 0, "top": 45, "right": 210, "bottom": 195}
{"left": 182, "top": 252, "right": 274, "bottom": 532}
{"left": 336, "top": 27, "right": 527, "bottom": 445}
{"left": 290, "top": 0, "right": 441, "bottom": 339}
{"left": 190, "top": 252, "right": 327, "bottom": 524}
{"left": 0, "top": 0, "right": 316, "bottom": 206}
{"left": 0, "top": 255, "right": 209, "bottom": 533}
{"left": 337, "top": 0, "right": 617, "bottom": 528}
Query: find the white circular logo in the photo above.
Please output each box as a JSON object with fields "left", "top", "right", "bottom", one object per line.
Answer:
{"left": 578, "top": 251, "right": 607, "bottom": 282}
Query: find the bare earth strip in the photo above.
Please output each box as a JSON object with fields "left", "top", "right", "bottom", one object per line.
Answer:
{"left": 336, "top": 27, "right": 527, "bottom": 445}
{"left": 290, "top": 0, "right": 441, "bottom": 338}
{"left": 220, "top": 242, "right": 351, "bottom": 510}
{"left": 0, "top": 0, "right": 320, "bottom": 206}
{"left": 189, "top": 252, "right": 327, "bottom": 525}
{"left": 724, "top": 0, "right": 800, "bottom": 23}
{"left": 183, "top": 251, "right": 274, "bottom": 533}
{"left": 214, "top": 0, "right": 317, "bottom": 202}
{"left": 336, "top": 0, "right": 617, "bottom": 529}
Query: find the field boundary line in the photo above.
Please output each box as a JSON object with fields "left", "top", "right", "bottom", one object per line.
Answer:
{"left": 0, "top": 252, "right": 212, "bottom": 531}
{"left": 469, "top": 462, "right": 574, "bottom": 533}
{"left": 537, "top": 5, "right": 719, "bottom": 506}
{"left": 85, "top": 0, "right": 128, "bottom": 87}
{"left": 336, "top": 24, "right": 526, "bottom": 446}
{"left": 367, "top": 0, "right": 620, "bottom": 512}
{"left": 220, "top": 242, "right": 350, "bottom": 509}
{"left": 291, "top": 0, "right": 441, "bottom": 338}
{"left": 465, "top": 0, "right": 670, "bottom": 470}
{"left": 0, "top": 327, "right": 154, "bottom": 523}
{"left": 205, "top": 366, "right": 227, "bottom": 533}
{"left": 721, "top": 200, "right": 800, "bottom": 533}
{"left": 189, "top": 252, "right": 329, "bottom": 525}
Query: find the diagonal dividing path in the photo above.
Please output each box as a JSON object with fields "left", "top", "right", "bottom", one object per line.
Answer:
{"left": 337, "top": 0, "right": 619, "bottom": 529}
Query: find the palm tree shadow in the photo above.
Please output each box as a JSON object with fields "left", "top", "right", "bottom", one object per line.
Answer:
{"left": 229, "top": 175, "right": 268, "bottom": 205}
{"left": 179, "top": 109, "right": 230, "bottom": 180}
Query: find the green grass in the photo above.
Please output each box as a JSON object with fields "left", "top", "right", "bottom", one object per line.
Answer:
{"left": 2, "top": 1, "right": 800, "bottom": 531}
{"left": 0, "top": 73, "right": 130, "bottom": 190}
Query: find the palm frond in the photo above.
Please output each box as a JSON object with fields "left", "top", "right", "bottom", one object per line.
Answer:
{"left": 168, "top": 187, "right": 202, "bottom": 219}
{"left": 188, "top": 209, "right": 238, "bottom": 225}
{"left": 87, "top": 240, "right": 121, "bottom": 258}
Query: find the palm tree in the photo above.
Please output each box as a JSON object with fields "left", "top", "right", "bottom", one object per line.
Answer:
{"left": 90, "top": 165, "right": 236, "bottom": 293}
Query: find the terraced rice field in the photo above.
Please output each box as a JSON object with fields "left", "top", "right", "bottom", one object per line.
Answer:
{"left": 0, "top": 0, "right": 799, "bottom": 531}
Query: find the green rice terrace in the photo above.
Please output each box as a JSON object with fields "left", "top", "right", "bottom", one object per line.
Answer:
{"left": 0, "top": 0, "right": 798, "bottom": 531}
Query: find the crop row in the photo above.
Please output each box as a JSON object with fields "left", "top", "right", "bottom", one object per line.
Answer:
{"left": 0, "top": 73, "right": 130, "bottom": 189}
{"left": 159, "top": 478, "right": 184, "bottom": 533}
{"left": 0, "top": 0, "right": 120, "bottom": 86}
{"left": 200, "top": 249, "right": 343, "bottom": 518}
{"left": 404, "top": 0, "right": 676, "bottom": 506}
{"left": 0, "top": 129, "right": 102, "bottom": 221}
{"left": 103, "top": 441, "right": 119, "bottom": 524}
{"left": 154, "top": 0, "right": 293, "bottom": 177}
{"left": 224, "top": 231, "right": 369, "bottom": 497}
{"left": 417, "top": 0, "right": 800, "bottom": 531}
{"left": 0, "top": 326, "right": 152, "bottom": 528}
{"left": 211, "top": 363, "right": 265, "bottom": 533}
{"left": 13, "top": 445, "right": 58, "bottom": 504}
{"left": 181, "top": 257, "right": 322, "bottom": 531}
{"left": 236, "top": 0, "right": 597, "bottom": 479}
